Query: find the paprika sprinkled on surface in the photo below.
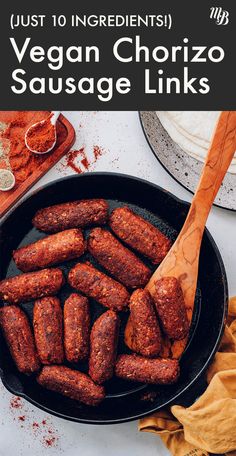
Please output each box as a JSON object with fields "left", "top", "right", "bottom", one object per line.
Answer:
{"left": 81, "top": 154, "right": 90, "bottom": 170}
{"left": 93, "top": 145, "right": 103, "bottom": 160}
{"left": 43, "top": 436, "right": 57, "bottom": 448}
{"left": 32, "top": 421, "right": 39, "bottom": 429}
{"left": 66, "top": 147, "right": 87, "bottom": 173}
{"left": 10, "top": 396, "right": 23, "bottom": 409}
{"left": 59, "top": 144, "right": 105, "bottom": 175}
{"left": 9, "top": 395, "right": 60, "bottom": 449}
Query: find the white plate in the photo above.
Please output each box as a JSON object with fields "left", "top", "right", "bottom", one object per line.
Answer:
{"left": 140, "top": 111, "right": 236, "bottom": 211}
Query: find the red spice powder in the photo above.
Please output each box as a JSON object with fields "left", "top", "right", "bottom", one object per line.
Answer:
{"left": 62, "top": 144, "right": 105, "bottom": 175}
{"left": 32, "top": 421, "right": 39, "bottom": 429}
{"left": 9, "top": 395, "right": 59, "bottom": 449}
{"left": 26, "top": 116, "right": 55, "bottom": 153}
{"left": 93, "top": 145, "right": 103, "bottom": 160}
{"left": 66, "top": 147, "right": 87, "bottom": 174}
{"left": 43, "top": 436, "right": 57, "bottom": 448}
{"left": 10, "top": 396, "right": 23, "bottom": 409}
{"left": 81, "top": 155, "right": 90, "bottom": 169}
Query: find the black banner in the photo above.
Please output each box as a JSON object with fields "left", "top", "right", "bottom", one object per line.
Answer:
{"left": 0, "top": 0, "right": 235, "bottom": 110}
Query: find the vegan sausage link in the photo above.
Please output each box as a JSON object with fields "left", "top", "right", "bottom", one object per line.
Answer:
{"left": 88, "top": 228, "right": 151, "bottom": 288}
{"left": 64, "top": 293, "right": 90, "bottom": 363}
{"left": 37, "top": 365, "right": 105, "bottom": 406}
{"left": 152, "top": 277, "right": 189, "bottom": 340}
{"left": 110, "top": 206, "right": 171, "bottom": 263}
{"left": 33, "top": 199, "right": 109, "bottom": 233}
{"left": 126, "top": 289, "right": 161, "bottom": 357}
{"left": 89, "top": 310, "right": 120, "bottom": 384}
{"left": 68, "top": 262, "right": 129, "bottom": 311}
{"left": 33, "top": 296, "right": 64, "bottom": 364}
{"left": 13, "top": 229, "right": 86, "bottom": 272}
{"left": 0, "top": 268, "right": 64, "bottom": 304}
{"left": 115, "top": 354, "right": 180, "bottom": 384}
{"left": 0, "top": 305, "right": 41, "bottom": 374}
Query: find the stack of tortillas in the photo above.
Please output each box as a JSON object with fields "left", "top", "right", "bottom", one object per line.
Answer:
{"left": 156, "top": 111, "right": 236, "bottom": 174}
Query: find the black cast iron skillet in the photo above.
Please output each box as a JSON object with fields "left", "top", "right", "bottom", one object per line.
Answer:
{"left": 0, "top": 173, "right": 228, "bottom": 424}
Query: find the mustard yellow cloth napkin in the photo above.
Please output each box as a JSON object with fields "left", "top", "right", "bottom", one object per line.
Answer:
{"left": 139, "top": 297, "right": 236, "bottom": 456}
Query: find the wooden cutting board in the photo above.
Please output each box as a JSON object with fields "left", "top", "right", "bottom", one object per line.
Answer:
{"left": 0, "top": 112, "right": 75, "bottom": 219}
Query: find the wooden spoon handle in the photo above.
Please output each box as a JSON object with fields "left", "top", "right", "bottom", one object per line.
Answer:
{"left": 147, "top": 111, "right": 236, "bottom": 294}
{"left": 189, "top": 111, "right": 236, "bottom": 225}
{"left": 147, "top": 111, "right": 236, "bottom": 360}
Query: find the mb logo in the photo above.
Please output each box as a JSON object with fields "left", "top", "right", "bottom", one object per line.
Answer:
{"left": 210, "top": 7, "right": 229, "bottom": 25}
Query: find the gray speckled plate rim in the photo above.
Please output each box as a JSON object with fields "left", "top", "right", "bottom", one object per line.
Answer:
{"left": 139, "top": 111, "right": 236, "bottom": 212}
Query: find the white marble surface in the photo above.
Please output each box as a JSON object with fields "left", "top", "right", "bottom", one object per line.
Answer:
{"left": 0, "top": 111, "right": 235, "bottom": 456}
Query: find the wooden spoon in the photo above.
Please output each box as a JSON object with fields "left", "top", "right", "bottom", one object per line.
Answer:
{"left": 126, "top": 111, "right": 236, "bottom": 359}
